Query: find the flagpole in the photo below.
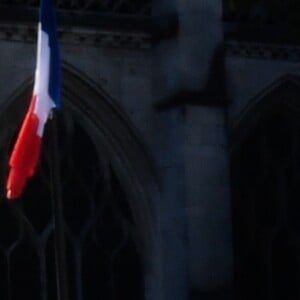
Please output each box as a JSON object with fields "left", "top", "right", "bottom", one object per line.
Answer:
{"left": 50, "top": 112, "right": 69, "bottom": 300}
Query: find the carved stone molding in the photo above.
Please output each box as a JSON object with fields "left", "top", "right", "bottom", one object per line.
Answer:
{"left": 0, "top": 0, "right": 151, "bottom": 16}
{"left": 0, "top": 4, "right": 178, "bottom": 49}
{"left": 225, "top": 41, "right": 300, "bottom": 61}
{"left": 223, "top": 0, "right": 300, "bottom": 27}
{"left": 0, "top": 23, "right": 152, "bottom": 49}
{"left": 0, "top": 1, "right": 153, "bottom": 49}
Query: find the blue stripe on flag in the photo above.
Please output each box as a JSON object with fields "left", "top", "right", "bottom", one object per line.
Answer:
{"left": 40, "top": 0, "right": 61, "bottom": 108}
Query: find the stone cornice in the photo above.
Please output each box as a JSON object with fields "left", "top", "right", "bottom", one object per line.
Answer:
{"left": 0, "top": 6, "right": 178, "bottom": 49}
{"left": 0, "top": 1, "right": 151, "bottom": 16}
{"left": 0, "top": 22, "right": 152, "bottom": 49}
{"left": 225, "top": 41, "right": 300, "bottom": 62}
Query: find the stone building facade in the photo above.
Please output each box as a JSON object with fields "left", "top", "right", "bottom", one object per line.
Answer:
{"left": 0, "top": 1, "right": 299, "bottom": 300}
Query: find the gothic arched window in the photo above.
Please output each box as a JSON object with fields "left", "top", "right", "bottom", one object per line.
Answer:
{"left": 0, "top": 64, "right": 158, "bottom": 300}
{"left": 230, "top": 75, "right": 300, "bottom": 300}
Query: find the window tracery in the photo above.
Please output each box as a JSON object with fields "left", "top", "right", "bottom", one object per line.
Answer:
{"left": 0, "top": 109, "right": 144, "bottom": 299}
{"left": 231, "top": 83, "right": 300, "bottom": 300}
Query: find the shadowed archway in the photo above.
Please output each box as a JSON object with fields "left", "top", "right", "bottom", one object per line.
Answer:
{"left": 230, "top": 75, "right": 300, "bottom": 300}
{"left": 0, "top": 63, "right": 161, "bottom": 300}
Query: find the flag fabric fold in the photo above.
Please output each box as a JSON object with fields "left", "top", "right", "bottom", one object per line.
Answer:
{"left": 6, "top": 0, "right": 60, "bottom": 199}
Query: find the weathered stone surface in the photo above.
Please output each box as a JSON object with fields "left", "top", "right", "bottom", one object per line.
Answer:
{"left": 3, "top": 0, "right": 299, "bottom": 299}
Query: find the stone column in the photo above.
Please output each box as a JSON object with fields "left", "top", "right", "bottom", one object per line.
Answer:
{"left": 178, "top": 0, "right": 233, "bottom": 294}
{"left": 153, "top": 0, "right": 233, "bottom": 298}
{"left": 184, "top": 106, "right": 233, "bottom": 293}
{"left": 152, "top": 1, "right": 189, "bottom": 300}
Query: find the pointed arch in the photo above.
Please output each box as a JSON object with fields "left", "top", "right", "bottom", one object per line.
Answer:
{"left": 0, "top": 62, "right": 162, "bottom": 300}
{"left": 229, "top": 74, "right": 300, "bottom": 300}
{"left": 230, "top": 74, "right": 300, "bottom": 152}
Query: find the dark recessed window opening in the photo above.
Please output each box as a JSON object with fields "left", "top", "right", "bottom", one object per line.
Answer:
{"left": 231, "top": 106, "right": 300, "bottom": 300}
{"left": 0, "top": 110, "right": 144, "bottom": 300}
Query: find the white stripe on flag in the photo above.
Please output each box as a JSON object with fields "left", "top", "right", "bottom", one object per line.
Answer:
{"left": 33, "top": 23, "right": 55, "bottom": 137}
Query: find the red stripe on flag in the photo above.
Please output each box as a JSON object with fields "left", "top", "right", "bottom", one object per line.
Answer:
{"left": 6, "top": 96, "right": 42, "bottom": 200}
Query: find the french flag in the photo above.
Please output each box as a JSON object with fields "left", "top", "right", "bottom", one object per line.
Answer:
{"left": 6, "top": 0, "right": 60, "bottom": 199}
